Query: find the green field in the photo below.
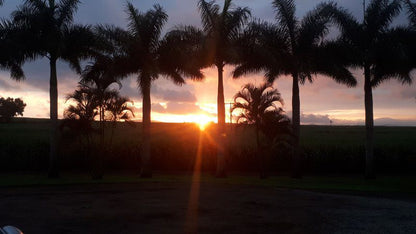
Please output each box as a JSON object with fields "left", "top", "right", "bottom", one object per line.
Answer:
{"left": 1, "top": 118, "right": 415, "bottom": 174}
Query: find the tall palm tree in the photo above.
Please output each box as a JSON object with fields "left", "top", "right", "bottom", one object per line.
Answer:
{"left": 11, "top": 0, "right": 96, "bottom": 178}
{"left": 197, "top": 0, "right": 251, "bottom": 177}
{"left": 325, "top": 0, "right": 414, "bottom": 179}
{"left": 102, "top": 3, "right": 204, "bottom": 177}
{"left": 232, "top": 82, "right": 286, "bottom": 178}
{"left": 233, "top": 0, "right": 356, "bottom": 178}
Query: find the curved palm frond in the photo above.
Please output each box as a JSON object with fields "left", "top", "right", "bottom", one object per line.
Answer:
{"left": 309, "top": 40, "right": 357, "bottom": 87}
{"left": 298, "top": 2, "right": 333, "bottom": 51}
{"left": 272, "top": 0, "right": 297, "bottom": 45}
{"left": 404, "top": 0, "right": 416, "bottom": 27}
{"left": 57, "top": 0, "right": 80, "bottom": 25}
{"left": 365, "top": 0, "right": 401, "bottom": 33}
{"left": 158, "top": 25, "right": 205, "bottom": 82}
{"left": 233, "top": 20, "right": 289, "bottom": 80}
{"left": 105, "top": 95, "right": 134, "bottom": 121}
{"left": 61, "top": 24, "right": 96, "bottom": 73}
{"left": 232, "top": 82, "right": 284, "bottom": 125}
{"left": 198, "top": 0, "right": 220, "bottom": 33}
{"left": 371, "top": 27, "right": 414, "bottom": 86}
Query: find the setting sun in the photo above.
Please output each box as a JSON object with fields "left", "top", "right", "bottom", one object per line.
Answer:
{"left": 194, "top": 115, "right": 212, "bottom": 130}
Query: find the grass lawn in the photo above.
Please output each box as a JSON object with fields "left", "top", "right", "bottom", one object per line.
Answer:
{"left": 1, "top": 173, "right": 415, "bottom": 197}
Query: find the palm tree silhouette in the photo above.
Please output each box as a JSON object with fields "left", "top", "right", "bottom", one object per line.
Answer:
{"left": 101, "top": 3, "right": 204, "bottom": 177}
{"left": 233, "top": 0, "right": 356, "bottom": 178}
{"left": 106, "top": 94, "right": 134, "bottom": 149}
{"left": 197, "top": 0, "right": 251, "bottom": 177}
{"left": 64, "top": 82, "right": 132, "bottom": 179}
{"left": 325, "top": 0, "right": 414, "bottom": 179}
{"left": 10, "top": 0, "right": 96, "bottom": 178}
{"left": 232, "top": 82, "right": 287, "bottom": 178}
{"left": 64, "top": 83, "right": 99, "bottom": 122}
{"left": 63, "top": 83, "right": 99, "bottom": 163}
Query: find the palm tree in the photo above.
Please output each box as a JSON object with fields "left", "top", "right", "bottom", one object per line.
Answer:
{"left": 11, "top": 0, "right": 96, "bottom": 178}
{"left": 64, "top": 82, "right": 132, "bottom": 179}
{"left": 63, "top": 84, "right": 99, "bottom": 171}
{"left": 232, "top": 82, "right": 287, "bottom": 178}
{"left": 233, "top": 0, "right": 356, "bottom": 178}
{"left": 102, "top": 3, "right": 204, "bottom": 177}
{"left": 106, "top": 94, "right": 134, "bottom": 147}
{"left": 64, "top": 83, "right": 99, "bottom": 122}
{"left": 325, "top": 0, "right": 414, "bottom": 179}
{"left": 197, "top": 0, "right": 251, "bottom": 177}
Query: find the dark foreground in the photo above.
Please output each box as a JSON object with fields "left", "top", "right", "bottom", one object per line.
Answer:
{"left": 1, "top": 182, "right": 415, "bottom": 234}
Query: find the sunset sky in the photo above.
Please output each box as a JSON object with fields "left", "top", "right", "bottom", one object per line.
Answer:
{"left": 0, "top": 0, "right": 415, "bottom": 125}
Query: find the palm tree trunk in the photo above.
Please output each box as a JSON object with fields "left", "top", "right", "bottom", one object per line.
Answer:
{"left": 256, "top": 123, "right": 265, "bottom": 179}
{"left": 216, "top": 64, "right": 226, "bottom": 178}
{"left": 291, "top": 73, "right": 302, "bottom": 179}
{"left": 140, "top": 77, "right": 152, "bottom": 178}
{"left": 364, "top": 65, "right": 375, "bottom": 179}
{"left": 48, "top": 58, "right": 59, "bottom": 178}
{"left": 93, "top": 105, "right": 104, "bottom": 180}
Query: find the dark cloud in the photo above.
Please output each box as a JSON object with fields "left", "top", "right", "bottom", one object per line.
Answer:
{"left": 152, "top": 85, "right": 197, "bottom": 103}
{"left": 289, "top": 112, "right": 416, "bottom": 126}
{"left": 375, "top": 118, "right": 416, "bottom": 126}
{"left": 301, "top": 113, "right": 332, "bottom": 125}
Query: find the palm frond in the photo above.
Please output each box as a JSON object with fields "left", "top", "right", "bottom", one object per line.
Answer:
{"left": 371, "top": 27, "right": 414, "bottom": 87}
{"left": 404, "top": 0, "right": 416, "bottom": 27}
{"left": 126, "top": 1, "right": 141, "bottom": 35}
{"left": 232, "top": 20, "right": 289, "bottom": 80}
{"left": 61, "top": 24, "right": 96, "bottom": 73}
{"left": 224, "top": 6, "right": 251, "bottom": 41}
{"left": 365, "top": 0, "right": 401, "bottom": 33}
{"left": 298, "top": 2, "right": 333, "bottom": 50}
{"left": 309, "top": 40, "right": 357, "bottom": 87}
{"left": 57, "top": 0, "right": 80, "bottom": 25}
{"left": 232, "top": 82, "right": 284, "bottom": 125}
{"left": 198, "top": 0, "right": 220, "bottom": 33}
{"left": 272, "top": 0, "right": 297, "bottom": 44}
{"left": 322, "top": 3, "right": 360, "bottom": 43}
{"left": 158, "top": 25, "right": 205, "bottom": 82}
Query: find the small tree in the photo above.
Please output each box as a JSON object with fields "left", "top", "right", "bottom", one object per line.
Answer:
{"left": 64, "top": 83, "right": 132, "bottom": 179}
{"left": 0, "top": 97, "right": 26, "bottom": 122}
{"left": 231, "top": 82, "right": 289, "bottom": 178}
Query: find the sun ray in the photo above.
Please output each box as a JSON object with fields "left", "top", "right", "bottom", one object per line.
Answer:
{"left": 184, "top": 130, "right": 204, "bottom": 233}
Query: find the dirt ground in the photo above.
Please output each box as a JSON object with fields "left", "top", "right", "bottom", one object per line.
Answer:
{"left": 0, "top": 182, "right": 415, "bottom": 234}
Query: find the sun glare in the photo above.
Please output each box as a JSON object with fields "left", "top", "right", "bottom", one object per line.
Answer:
{"left": 195, "top": 116, "right": 211, "bottom": 131}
